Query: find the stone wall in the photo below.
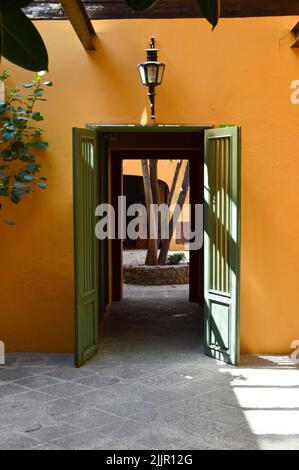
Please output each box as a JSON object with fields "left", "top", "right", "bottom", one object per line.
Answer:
{"left": 123, "top": 264, "right": 189, "bottom": 285}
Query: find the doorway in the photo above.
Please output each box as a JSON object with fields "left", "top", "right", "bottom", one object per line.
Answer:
{"left": 73, "top": 125, "right": 241, "bottom": 367}
{"left": 109, "top": 150, "right": 204, "bottom": 305}
{"left": 122, "top": 160, "right": 190, "bottom": 300}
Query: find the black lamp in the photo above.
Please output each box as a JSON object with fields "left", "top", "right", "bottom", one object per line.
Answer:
{"left": 138, "top": 37, "right": 165, "bottom": 120}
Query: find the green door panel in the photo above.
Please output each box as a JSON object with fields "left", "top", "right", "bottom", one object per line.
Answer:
{"left": 73, "top": 128, "right": 100, "bottom": 367}
{"left": 204, "top": 126, "right": 241, "bottom": 365}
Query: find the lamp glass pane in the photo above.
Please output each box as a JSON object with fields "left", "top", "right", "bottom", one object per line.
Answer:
{"left": 138, "top": 65, "right": 147, "bottom": 85}
{"left": 146, "top": 64, "right": 158, "bottom": 84}
{"left": 157, "top": 64, "right": 165, "bottom": 85}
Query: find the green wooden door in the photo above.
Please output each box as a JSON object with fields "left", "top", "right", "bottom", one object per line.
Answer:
{"left": 73, "top": 128, "right": 100, "bottom": 367}
{"left": 204, "top": 126, "right": 241, "bottom": 365}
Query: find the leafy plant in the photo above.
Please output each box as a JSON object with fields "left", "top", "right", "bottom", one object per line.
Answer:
{"left": 0, "top": 1, "right": 48, "bottom": 71}
{"left": 126, "top": 0, "right": 221, "bottom": 29}
{"left": 0, "top": 70, "right": 52, "bottom": 225}
{"left": 166, "top": 252, "right": 187, "bottom": 265}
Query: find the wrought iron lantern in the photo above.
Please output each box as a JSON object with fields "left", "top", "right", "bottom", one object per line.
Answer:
{"left": 138, "top": 37, "right": 165, "bottom": 120}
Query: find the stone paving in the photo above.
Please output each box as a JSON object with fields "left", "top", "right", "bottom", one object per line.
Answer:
{"left": 0, "top": 285, "right": 299, "bottom": 450}
{"left": 123, "top": 250, "right": 189, "bottom": 266}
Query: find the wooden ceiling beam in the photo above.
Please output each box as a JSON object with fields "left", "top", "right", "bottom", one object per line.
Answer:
{"left": 25, "top": 1, "right": 299, "bottom": 20}
{"left": 59, "top": 0, "right": 96, "bottom": 50}
{"left": 291, "top": 22, "right": 299, "bottom": 47}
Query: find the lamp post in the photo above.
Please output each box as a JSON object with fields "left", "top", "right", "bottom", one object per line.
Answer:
{"left": 138, "top": 37, "right": 165, "bottom": 120}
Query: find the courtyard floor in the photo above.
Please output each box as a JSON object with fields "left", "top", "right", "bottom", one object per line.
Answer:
{"left": 123, "top": 250, "right": 190, "bottom": 266}
{"left": 0, "top": 285, "right": 298, "bottom": 450}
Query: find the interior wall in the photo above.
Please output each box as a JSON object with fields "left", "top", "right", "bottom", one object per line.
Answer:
{"left": 0, "top": 17, "right": 299, "bottom": 353}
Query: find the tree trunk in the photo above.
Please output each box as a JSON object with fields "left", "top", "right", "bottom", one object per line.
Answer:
{"left": 159, "top": 159, "right": 183, "bottom": 254}
{"left": 158, "top": 162, "right": 190, "bottom": 266}
{"left": 167, "top": 160, "right": 183, "bottom": 207}
{"left": 145, "top": 160, "right": 161, "bottom": 265}
{"left": 150, "top": 159, "right": 160, "bottom": 208}
{"left": 141, "top": 159, "right": 158, "bottom": 266}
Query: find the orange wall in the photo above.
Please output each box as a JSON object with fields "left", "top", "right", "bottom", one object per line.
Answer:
{"left": 0, "top": 17, "right": 299, "bottom": 353}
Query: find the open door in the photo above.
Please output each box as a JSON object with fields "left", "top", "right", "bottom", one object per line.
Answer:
{"left": 204, "top": 126, "right": 241, "bottom": 365}
{"left": 73, "top": 128, "right": 100, "bottom": 367}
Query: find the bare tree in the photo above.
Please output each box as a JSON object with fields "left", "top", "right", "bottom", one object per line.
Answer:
{"left": 166, "top": 160, "right": 183, "bottom": 208}
{"left": 141, "top": 159, "right": 158, "bottom": 265}
{"left": 141, "top": 159, "right": 189, "bottom": 266}
{"left": 150, "top": 160, "right": 160, "bottom": 209}
{"left": 158, "top": 159, "right": 183, "bottom": 255}
{"left": 145, "top": 160, "right": 161, "bottom": 265}
{"left": 158, "top": 162, "right": 190, "bottom": 265}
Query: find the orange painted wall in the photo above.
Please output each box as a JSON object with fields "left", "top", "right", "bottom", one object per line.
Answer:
{"left": 0, "top": 17, "right": 299, "bottom": 353}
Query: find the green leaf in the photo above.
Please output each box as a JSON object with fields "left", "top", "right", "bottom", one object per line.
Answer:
{"left": 3, "top": 219, "right": 16, "bottom": 226}
{"left": 0, "top": 1, "right": 32, "bottom": 10}
{"left": 35, "top": 71, "right": 46, "bottom": 80}
{"left": 2, "top": 130, "right": 13, "bottom": 141}
{"left": 33, "top": 89, "right": 43, "bottom": 97}
{"left": 196, "top": 0, "right": 220, "bottom": 29}
{"left": 13, "top": 182, "right": 27, "bottom": 189}
{"left": 0, "top": 188, "right": 9, "bottom": 196}
{"left": 11, "top": 141, "right": 25, "bottom": 154}
{"left": 43, "top": 81, "right": 52, "bottom": 87}
{"left": 20, "top": 155, "right": 35, "bottom": 163}
{"left": 31, "top": 111, "right": 43, "bottom": 121}
{"left": 1, "top": 175, "right": 9, "bottom": 185}
{"left": 25, "top": 163, "right": 40, "bottom": 173}
{"left": 11, "top": 192, "right": 21, "bottom": 204}
{"left": 22, "top": 83, "right": 34, "bottom": 88}
{"left": 1, "top": 149, "right": 11, "bottom": 159}
{"left": 0, "top": 69, "right": 9, "bottom": 80}
{"left": 37, "top": 182, "right": 47, "bottom": 189}
{"left": 1, "top": 9, "right": 49, "bottom": 72}
{"left": 12, "top": 117, "right": 27, "bottom": 128}
{"left": 125, "top": 0, "right": 159, "bottom": 11}
{"left": 26, "top": 141, "right": 48, "bottom": 148}
{"left": 22, "top": 174, "right": 35, "bottom": 181}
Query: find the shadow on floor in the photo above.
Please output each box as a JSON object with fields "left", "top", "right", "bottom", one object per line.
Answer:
{"left": 1, "top": 285, "right": 299, "bottom": 449}
{"left": 93, "top": 285, "right": 259, "bottom": 449}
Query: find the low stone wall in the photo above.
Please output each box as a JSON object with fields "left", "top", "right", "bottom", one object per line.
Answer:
{"left": 123, "top": 264, "right": 189, "bottom": 285}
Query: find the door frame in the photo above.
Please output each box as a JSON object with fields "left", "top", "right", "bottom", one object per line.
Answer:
{"left": 110, "top": 148, "right": 204, "bottom": 303}
{"left": 86, "top": 124, "right": 213, "bottom": 307}
{"left": 73, "top": 124, "right": 241, "bottom": 366}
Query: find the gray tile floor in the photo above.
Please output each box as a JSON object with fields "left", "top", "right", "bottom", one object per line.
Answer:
{"left": 0, "top": 285, "right": 299, "bottom": 450}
